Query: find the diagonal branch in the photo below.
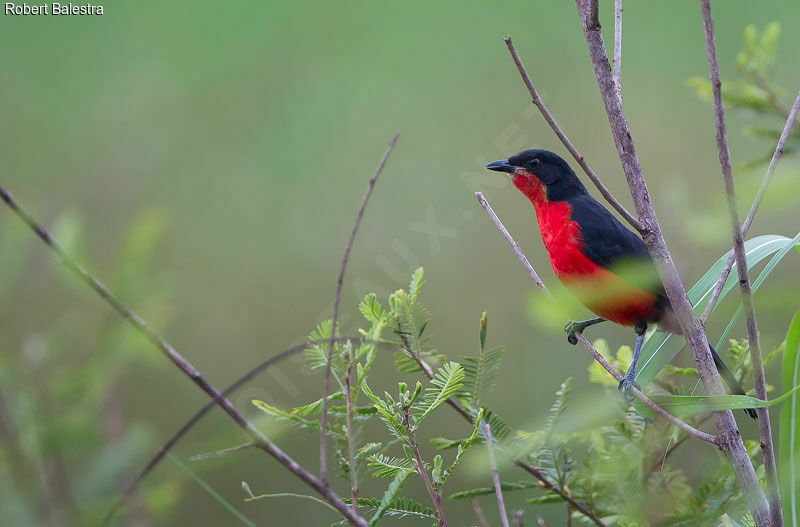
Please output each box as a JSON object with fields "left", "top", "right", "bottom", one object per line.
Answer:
{"left": 574, "top": 334, "right": 717, "bottom": 444}
{"left": 698, "top": 0, "right": 782, "bottom": 524}
{"left": 475, "top": 191, "right": 718, "bottom": 445}
{"left": 0, "top": 185, "right": 369, "bottom": 527}
{"left": 105, "top": 337, "right": 367, "bottom": 524}
{"left": 572, "top": 1, "right": 769, "bottom": 524}
{"left": 475, "top": 192, "right": 549, "bottom": 295}
{"left": 320, "top": 131, "right": 400, "bottom": 483}
{"left": 701, "top": 89, "right": 800, "bottom": 323}
{"left": 504, "top": 37, "right": 643, "bottom": 232}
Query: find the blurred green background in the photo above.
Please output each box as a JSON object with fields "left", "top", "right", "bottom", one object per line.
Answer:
{"left": 1, "top": 0, "right": 799, "bottom": 525}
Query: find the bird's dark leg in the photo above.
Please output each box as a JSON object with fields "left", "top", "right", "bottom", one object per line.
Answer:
{"left": 565, "top": 317, "right": 606, "bottom": 345}
{"left": 618, "top": 320, "right": 647, "bottom": 402}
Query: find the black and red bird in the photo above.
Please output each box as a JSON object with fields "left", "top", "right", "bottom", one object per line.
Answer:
{"left": 487, "top": 149, "right": 755, "bottom": 418}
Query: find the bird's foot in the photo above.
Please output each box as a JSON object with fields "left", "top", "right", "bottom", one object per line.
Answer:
{"left": 564, "top": 320, "right": 585, "bottom": 345}
{"left": 617, "top": 376, "right": 641, "bottom": 403}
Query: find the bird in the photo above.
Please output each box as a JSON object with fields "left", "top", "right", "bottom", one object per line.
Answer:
{"left": 486, "top": 148, "right": 756, "bottom": 419}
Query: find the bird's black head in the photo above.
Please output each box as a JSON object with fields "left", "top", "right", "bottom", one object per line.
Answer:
{"left": 486, "top": 149, "right": 587, "bottom": 201}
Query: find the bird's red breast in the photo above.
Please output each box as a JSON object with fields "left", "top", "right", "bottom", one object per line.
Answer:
{"left": 513, "top": 174, "right": 659, "bottom": 326}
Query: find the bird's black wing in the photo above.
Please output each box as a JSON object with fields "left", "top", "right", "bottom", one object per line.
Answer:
{"left": 568, "top": 194, "right": 651, "bottom": 269}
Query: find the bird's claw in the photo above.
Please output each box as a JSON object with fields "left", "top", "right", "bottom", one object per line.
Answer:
{"left": 564, "top": 320, "right": 583, "bottom": 345}
{"left": 617, "top": 377, "right": 641, "bottom": 403}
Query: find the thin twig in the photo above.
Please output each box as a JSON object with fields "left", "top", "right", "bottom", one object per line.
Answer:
{"left": 503, "top": 37, "right": 643, "bottom": 233}
{"left": 573, "top": 1, "right": 769, "bottom": 523}
{"left": 574, "top": 334, "right": 718, "bottom": 444}
{"left": 700, "top": 89, "right": 800, "bottom": 324}
{"left": 613, "top": 0, "right": 622, "bottom": 96}
{"left": 471, "top": 498, "right": 490, "bottom": 527}
{"left": 321, "top": 131, "right": 400, "bottom": 483}
{"left": 344, "top": 345, "right": 358, "bottom": 514}
{"left": 399, "top": 320, "right": 606, "bottom": 527}
{"left": 0, "top": 186, "right": 370, "bottom": 527}
{"left": 475, "top": 192, "right": 549, "bottom": 295}
{"left": 514, "top": 510, "right": 525, "bottom": 527}
{"left": 484, "top": 423, "right": 511, "bottom": 527}
{"left": 191, "top": 442, "right": 255, "bottom": 462}
{"left": 698, "top": 1, "right": 781, "bottom": 524}
{"left": 404, "top": 409, "right": 448, "bottom": 526}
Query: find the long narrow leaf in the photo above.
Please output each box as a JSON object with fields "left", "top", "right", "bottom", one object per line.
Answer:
{"left": 781, "top": 313, "right": 800, "bottom": 526}
{"left": 636, "top": 235, "right": 798, "bottom": 387}
{"left": 632, "top": 377, "right": 800, "bottom": 417}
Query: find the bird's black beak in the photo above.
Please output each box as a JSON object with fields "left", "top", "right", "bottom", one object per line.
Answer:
{"left": 486, "top": 159, "right": 516, "bottom": 173}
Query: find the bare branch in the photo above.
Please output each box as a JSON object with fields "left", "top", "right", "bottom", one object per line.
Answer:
{"left": 572, "top": 0, "right": 769, "bottom": 522}
{"left": 701, "top": 89, "right": 800, "bottom": 323}
{"left": 698, "top": 1, "right": 781, "bottom": 523}
{"left": 475, "top": 192, "right": 550, "bottom": 295}
{"left": 503, "top": 37, "right": 643, "bottom": 232}
{"left": 484, "top": 423, "right": 510, "bottom": 527}
{"left": 514, "top": 510, "right": 525, "bottom": 527}
{"left": 613, "top": 0, "right": 623, "bottom": 95}
{"left": 105, "top": 340, "right": 316, "bottom": 522}
{"left": 0, "top": 186, "right": 369, "bottom": 527}
{"left": 471, "top": 498, "right": 490, "bottom": 527}
{"left": 574, "top": 334, "right": 718, "bottom": 444}
{"left": 321, "top": 130, "right": 400, "bottom": 483}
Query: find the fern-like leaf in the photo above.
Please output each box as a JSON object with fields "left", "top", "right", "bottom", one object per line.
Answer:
{"left": 414, "top": 362, "right": 465, "bottom": 425}
{"left": 367, "top": 454, "right": 416, "bottom": 478}
{"left": 369, "top": 471, "right": 411, "bottom": 526}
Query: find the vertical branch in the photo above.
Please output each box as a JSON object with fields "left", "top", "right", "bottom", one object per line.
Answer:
{"left": 698, "top": 1, "right": 782, "bottom": 524}
{"left": 701, "top": 89, "right": 800, "bottom": 323}
{"left": 503, "top": 38, "right": 643, "bottom": 232}
{"left": 513, "top": 510, "right": 525, "bottom": 527}
{"left": 320, "top": 131, "right": 400, "bottom": 483}
{"left": 344, "top": 345, "right": 358, "bottom": 514}
{"left": 484, "top": 423, "right": 510, "bottom": 527}
{"left": 571, "top": 1, "right": 769, "bottom": 523}
{"left": 612, "top": 0, "right": 622, "bottom": 96}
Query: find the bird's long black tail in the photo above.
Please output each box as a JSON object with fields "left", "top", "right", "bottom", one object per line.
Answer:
{"left": 708, "top": 342, "right": 757, "bottom": 419}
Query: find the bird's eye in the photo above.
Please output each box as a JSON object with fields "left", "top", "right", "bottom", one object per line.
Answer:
{"left": 529, "top": 159, "right": 541, "bottom": 169}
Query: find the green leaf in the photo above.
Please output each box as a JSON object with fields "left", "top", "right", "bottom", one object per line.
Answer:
{"left": 408, "top": 267, "right": 424, "bottom": 301}
{"left": 781, "top": 312, "right": 800, "bottom": 525}
{"left": 291, "top": 392, "right": 344, "bottom": 416}
{"left": 449, "top": 481, "right": 539, "bottom": 500}
{"left": 461, "top": 313, "right": 504, "bottom": 408}
{"left": 350, "top": 497, "right": 437, "bottom": 522}
{"left": 715, "top": 231, "right": 800, "bottom": 348}
{"left": 438, "top": 408, "right": 484, "bottom": 487}
{"left": 632, "top": 380, "right": 800, "bottom": 417}
{"left": 367, "top": 454, "right": 416, "bottom": 478}
{"left": 545, "top": 378, "right": 572, "bottom": 437}
{"left": 252, "top": 400, "right": 320, "bottom": 430}
{"left": 635, "top": 235, "right": 800, "bottom": 387}
{"left": 359, "top": 293, "right": 386, "bottom": 325}
{"left": 369, "top": 472, "right": 411, "bottom": 526}
{"left": 414, "top": 362, "right": 465, "bottom": 424}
